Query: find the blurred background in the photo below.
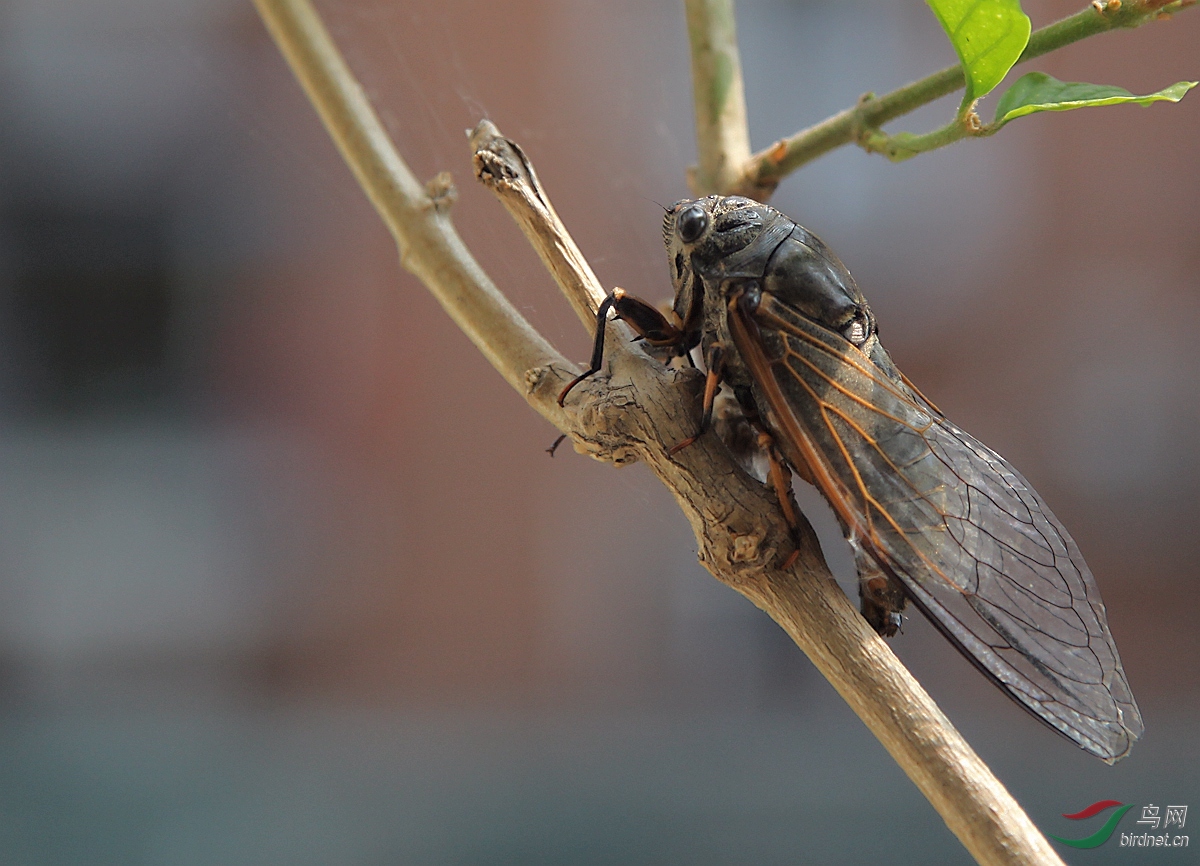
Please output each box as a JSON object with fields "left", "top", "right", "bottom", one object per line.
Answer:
{"left": 0, "top": 0, "right": 1195, "bottom": 863}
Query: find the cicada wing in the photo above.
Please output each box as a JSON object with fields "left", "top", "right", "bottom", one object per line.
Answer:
{"left": 730, "top": 291, "right": 1143, "bottom": 762}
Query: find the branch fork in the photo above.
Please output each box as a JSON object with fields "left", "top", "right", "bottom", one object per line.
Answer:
{"left": 471, "top": 104, "right": 1060, "bottom": 860}
{"left": 250, "top": 0, "right": 1165, "bottom": 862}
{"left": 694, "top": 0, "right": 1196, "bottom": 195}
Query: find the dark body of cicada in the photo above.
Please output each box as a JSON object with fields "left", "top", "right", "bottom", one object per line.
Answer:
{"left": 659, "top": 195, "right": 1143, "bottom": 763}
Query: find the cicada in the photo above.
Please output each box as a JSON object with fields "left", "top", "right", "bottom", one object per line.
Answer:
{"left": 560, "top": 195, "right": 1143, "bottom": 763}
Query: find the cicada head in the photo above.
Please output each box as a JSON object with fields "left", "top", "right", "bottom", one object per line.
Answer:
{"left": 662, "top": 198, "right": 707, "bottom": 340}
{"left": 663, "top": 196, "right": 772, "bottom": 339}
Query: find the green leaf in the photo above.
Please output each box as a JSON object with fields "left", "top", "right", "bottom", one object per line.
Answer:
{"left": 994, "top": 72, "right": 1197, "bottom": 127}
{"left": 926, "top": 0, "right": 1031, "bottom": 105}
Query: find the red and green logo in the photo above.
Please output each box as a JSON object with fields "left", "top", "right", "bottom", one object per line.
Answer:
{"left": 1052, "top": 801, "right": 1191, "bottom": 849}
{"left": 1050, "top": 800, "right": 1135, "bottom": 849}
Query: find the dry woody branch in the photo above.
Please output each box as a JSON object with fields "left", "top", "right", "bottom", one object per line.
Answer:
{"left": 239, "top": 0, "right": 1193, "bottom": 863}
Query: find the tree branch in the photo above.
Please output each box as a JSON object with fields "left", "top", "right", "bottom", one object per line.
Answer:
{"left": 684, "top": 0, "right": 753, "bottom": 195}
{"left": 732, "top": 0, "right": 1197, "bottom": 198}
{"left": 469, "top": 124, "right": 1064, "bottom": 866}
{"left": 468, "top": 124, "right": 607, "bottom": 329}
{"left": 251, "top": 0, "right": 570, "bottom": 412}
{"left": 254, "top": 1, "right": 1067, "bottom": 863}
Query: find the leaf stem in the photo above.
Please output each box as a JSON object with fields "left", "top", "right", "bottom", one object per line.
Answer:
{"left": 859, "top": 113, "right": 985, "bottom": 163}
{"left": 734, "top": 0, "right": 1197, "bottom": 197}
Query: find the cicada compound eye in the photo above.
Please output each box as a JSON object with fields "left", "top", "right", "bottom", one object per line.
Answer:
{"left": 676, "top": 204, "right": 708, "bottom": 244}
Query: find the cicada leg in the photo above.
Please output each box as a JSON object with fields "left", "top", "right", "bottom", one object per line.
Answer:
{"left": 558, "top": 289, "right": 686, "bottom": 406}
{"left": 855, "top": 547, "right": 907, "bottom": 637}
{"left": 668, "top": 342, "right": 725, "bottom": 455}
{"left": 753, "top": 430, "right": 806, "bottom": 570}
{"left": 557, "top": 294, "right": 621, "bottom": 406}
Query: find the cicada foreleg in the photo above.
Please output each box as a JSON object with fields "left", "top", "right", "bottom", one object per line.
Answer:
{"left": 557, "top": 293, "right": 620, "bottom": 407}
{"left": 557, "top": 288, "right": 685, "bottom": 406}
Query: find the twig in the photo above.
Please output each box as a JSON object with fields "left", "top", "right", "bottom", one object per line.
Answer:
{"left": 732, "top": 0, "right": 1197, "bottom": 198}
{"left": 684, "top": 0, "right": 753, "bottom": 195}
{"left": 251, "top": 0, "right": 568, "bottom": 409}
{"left": 254, "top": 1, "right": 1066, "bottom": 864}
{"left": 468, "top": 123, "right": 607, "bottom": 329}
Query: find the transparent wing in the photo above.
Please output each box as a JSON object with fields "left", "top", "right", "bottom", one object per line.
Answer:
{"left": 732, "top": 291, "right": 1143, "bottom": 762}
